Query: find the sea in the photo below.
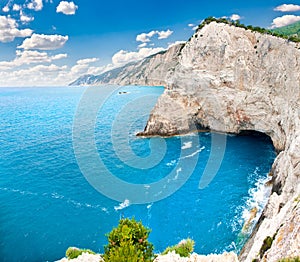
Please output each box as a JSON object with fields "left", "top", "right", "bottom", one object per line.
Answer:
{"left": 0, "top": 86, "right": 276, "bottom": 262}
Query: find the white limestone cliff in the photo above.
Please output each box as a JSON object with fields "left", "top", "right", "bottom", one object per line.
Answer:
{"left": 71, "top": 22, "right": 300, "bottom": 261}
{"left": 141, "top": 22, "right": 300, "bottom": 261}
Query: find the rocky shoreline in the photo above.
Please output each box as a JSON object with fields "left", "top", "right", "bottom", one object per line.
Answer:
{"left": 71, "top": 21, "right": 300, "bottom": 261}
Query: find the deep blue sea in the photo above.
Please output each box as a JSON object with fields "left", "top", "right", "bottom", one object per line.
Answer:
{"left": 0, "top": 86, "right": 276, "bottom": 262}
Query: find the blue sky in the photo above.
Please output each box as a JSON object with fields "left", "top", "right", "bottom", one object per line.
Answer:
{"left": 0, "top": 0, "right": 300, "bottom": 86}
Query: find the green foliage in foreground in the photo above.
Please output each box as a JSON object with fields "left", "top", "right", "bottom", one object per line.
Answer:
{"left": 196, "top": 17, "right": 300, "bottom": 43}
{"left": 162, "top": 238, "right": 195, "bottom": 257}
{"left": 278, "top": 257, "right": 300, "bottom": 262}
{"left": 103, "top": 218, "right": 154, "bottom": 262}
{"left": 65, "top": 247, "right": 95, "bottom": 259}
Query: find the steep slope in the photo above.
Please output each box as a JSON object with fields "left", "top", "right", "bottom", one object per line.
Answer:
{"left": 69, "top": 45, "right": 184, "bottom": 87}
{"left": 71, "top": 22, "right": 300, "bottom": 261}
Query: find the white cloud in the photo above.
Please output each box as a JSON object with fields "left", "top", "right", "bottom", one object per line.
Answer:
{"left": 0, "top": 64, "right": 68, "bottom": 86}
{"left": 51, "top": 53, "right": 68, "bottom": 60}
{"left": 138, "top": 43, "right": 147, "bottom": 48}
{"left": 76, "top": 58, "right": 99, "bottom": 64}
{"left": 20, "top": 11, "right": 34, "bottom": 23}
{"left": 0, "top": 50, "right": 67, "bottom": 70}
{"left": 136, "top": 29, "right": 173, "bottom": 43}
{"left": 188, "top": 23, "right": 199, "bottom": 30}
{"left": 274, "top": 4, "right": 300, "bottom": 12}
{"left": 27, "top": 0, "right": 43, "bottom": 11}
{"left": 2, "top": 5, "right": 9, "bottom": 12}
{"left": 86, "top": 66, "right": 105, "bottom": 75}
{"left": 136, "top": 31, "right": 157, "bottom": 42}
{"left": 56, "top": 1, "right": 78, "bottom": 15}
{"left": 157, "top": 29, "right": 173, "bottom": 39}
{"left": 0, "top": 16, "right": 33, "bottom": 42}
{"left": 18, "top": 34, "right": 69, "bottom": 50}
{"left": 13, "top": 4, "right": 21, "bottom": 11}
{"left": 112, "top": 47, "right": 165, "bottom": 67}
{"left": 70, "top": 63, "right": 89, "bottom": 74}
{"left": 271, "top": 15, "right": 300, "bottom": 28}
{"left": 167, "top": 41, "right": 186, "bottom": 49}
{"left": 70, "top": 57, "right": 99, "bottom": 74}
{"left": 31, "top": 64, "right": 68, "bottom": 72}
{"left": 0, "top": 60, "right": 104, "bottom": 86}
{"left": 0, "top": 49, "right": 102, "bottom": 86}
{"left": 230, "top": 14, "right": 241, "bottom": 21}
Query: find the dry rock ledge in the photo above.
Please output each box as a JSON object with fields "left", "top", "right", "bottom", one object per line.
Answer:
{"left": 71, "top": 22, "right": 300, "bottom": 261}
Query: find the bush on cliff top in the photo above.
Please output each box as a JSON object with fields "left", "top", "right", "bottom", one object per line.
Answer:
{"left": 65, "top": 247, "right": 95, "bottom": 259}
{"left": 103, "top": 217, "right": 154, "bottom": 262}
{"left": 162, "top": 238, "right": 195, "bottom": 257}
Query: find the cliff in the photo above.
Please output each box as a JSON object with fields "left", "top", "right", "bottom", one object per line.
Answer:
{"left": 71, "top": 22, "right": 300, "bottom": 261}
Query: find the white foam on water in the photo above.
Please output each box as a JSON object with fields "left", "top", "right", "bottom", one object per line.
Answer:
{"left": 181, "top": 141, "right": 192, "bottom": 150}
{"left": 1, "top": 187, "right": 111, "bottom": 212}
{"left": 147, "top": 203, "right": 153, "bottom": 209}
{"left": 51, "top": 192, "right": 64, "bottom": 199}
{"left": 166, "top": 160, "right": 176, "bottom": 167}
{"left": 241, "top": 168, "right": 272, "bottom": 234}
{"left": 174, "top": 167, "right": 182, "bottom": 180}
{"left": 114, "top": 199, "right": 130, "bottom": 211}
{"left": 0, "top": 187, "right": 38, "bottom": 196}
{"left": 180, "top": 146, "right": 205, "bottom": 159}
{"left": 101, "top": 207, "right": 109, "bottom": 213}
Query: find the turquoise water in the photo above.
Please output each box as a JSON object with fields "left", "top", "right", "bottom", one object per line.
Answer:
{"left": 0, "top": 86, "right": 276, "bottom": 262}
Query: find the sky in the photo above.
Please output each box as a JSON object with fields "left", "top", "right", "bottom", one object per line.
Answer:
{"left": 0, "top": 0, "right": 300, "bottom": 86}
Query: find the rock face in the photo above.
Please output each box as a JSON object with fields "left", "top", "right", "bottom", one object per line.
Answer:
{"left": 71, "top": 22, "right": 300, "bottom": 261}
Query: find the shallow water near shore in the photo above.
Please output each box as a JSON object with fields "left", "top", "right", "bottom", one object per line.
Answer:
{"left": 0, "top": 86, "right": 276, "bottom": 262}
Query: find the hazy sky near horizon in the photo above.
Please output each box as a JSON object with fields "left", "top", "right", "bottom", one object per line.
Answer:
{"left": 0, "top": 0, "right": 300, "bottom": 86}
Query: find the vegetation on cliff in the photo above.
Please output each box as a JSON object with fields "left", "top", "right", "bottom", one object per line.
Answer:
{"left": 64, "top": 218, "right": 197, "bottom": 261}
{"left": 196, "top": 17, "right": 300, "bottom": 43}
{"left": 271, "top": 21, "right": 300, "bottom": 39}
{"left": 162, "top": 238, "right": 194, "bottom": 257}
{"left": 103, "top": 218, "right": 154, "bottom": 262}
{"left": 66, "top": 247, "right": 95, "bottom": 259}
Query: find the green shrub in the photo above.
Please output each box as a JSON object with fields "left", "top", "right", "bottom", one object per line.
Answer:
{"left": 259, "top": 236, "right": 273, "bottom": 258}
{"left": 103, "top": 218, "right": 154, "bottom": 262}
{"left": 278, "top": 257, "right": 300, "bottom": 262}
{"left": 195, "top": 16, "right": 300, "bottom": 43}
{"left": 162, "top": 238, "right": 195, "bottom": 257}
{"left": 65, "top": 247, "right": 95, "bottom": 259}
{"left": 104, "top": 240, "right": 144, "bottom": 262}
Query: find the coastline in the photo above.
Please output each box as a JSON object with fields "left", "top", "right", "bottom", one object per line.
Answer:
{"left": 69, "top": 21, "right": 300, "bottom": 260}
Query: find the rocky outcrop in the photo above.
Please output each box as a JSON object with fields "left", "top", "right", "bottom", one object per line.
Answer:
{"left": 71, "top": 22, "right": 300, "bottom": 261}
